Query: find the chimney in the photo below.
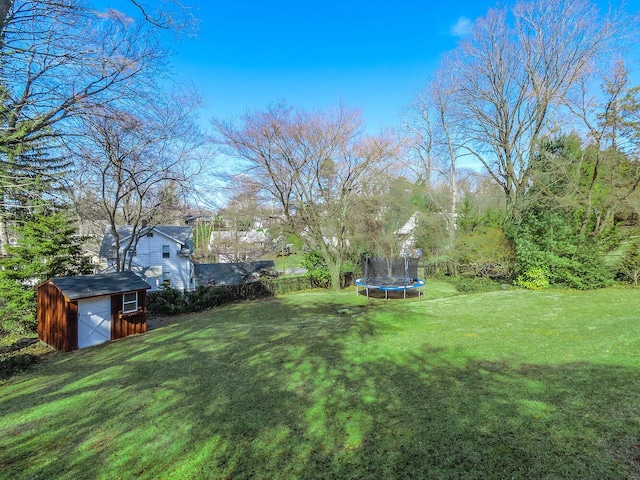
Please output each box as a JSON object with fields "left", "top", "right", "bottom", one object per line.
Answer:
{"left": 141, "top": 219, "right": 148, "bottom": 228}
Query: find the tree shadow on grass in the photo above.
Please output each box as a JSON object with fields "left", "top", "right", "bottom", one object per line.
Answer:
{"left": 0, "top": 295, "right": 639, "bottom": 479}
{"left": 0, "top": 338, "right": 56, "bottom": 382}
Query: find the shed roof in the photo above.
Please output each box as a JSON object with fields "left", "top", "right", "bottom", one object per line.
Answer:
{"left": 43, "top": 271, "right": 151, "bottom": 300}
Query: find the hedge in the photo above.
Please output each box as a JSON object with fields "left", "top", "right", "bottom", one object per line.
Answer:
{"left": 148, "top": 275, "right": 314, "bottom": 316}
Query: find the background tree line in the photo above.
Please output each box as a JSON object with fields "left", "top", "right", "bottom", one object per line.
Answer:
{"left": 215, "top": 0, "right": 640, "bottom": 292}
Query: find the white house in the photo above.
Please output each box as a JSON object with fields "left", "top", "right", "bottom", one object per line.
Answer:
{"left": 99, "top": 225, "right": 195, "bottom": 292}
{"left": 209, "top": 228, "right": 271, "bottom": 263}
{"left": 394, "top": 212, "right": 419, "bottom": 253}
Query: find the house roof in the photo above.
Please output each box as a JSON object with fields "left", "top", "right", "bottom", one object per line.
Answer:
{"left": 210, "top": 229, "right": 268, "bottom": 244}
{"left": 394, "top": 212, "right": 418, "bottom": 236}
{"left": 193, "top": 261, "right": 278, "bottom": 287}
{"left": 43, "top": 271, "right": 151, "bottom": 300}
{"left": 99, "top": 225, "right": 194, "bottom": 258}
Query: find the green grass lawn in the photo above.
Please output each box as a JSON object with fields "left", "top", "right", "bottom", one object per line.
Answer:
{"left": 1, "top": 281, "right": 640, "bottom": 479}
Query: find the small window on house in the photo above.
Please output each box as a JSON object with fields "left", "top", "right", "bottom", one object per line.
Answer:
{"left": 162, "top": 271, "right": 171, "bottom": 287}
{"left": 123, "top": 292, "right": 138, "bottom": 313}
{"left": 147, "top": 232, "right": 154, "bottom": 237}
{"left": 162, "top": 245, "right": 170, "bottom": 258}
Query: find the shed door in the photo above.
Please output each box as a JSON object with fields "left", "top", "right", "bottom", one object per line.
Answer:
{"left": 78, "top": 296, "right": 112, "bottom": 349}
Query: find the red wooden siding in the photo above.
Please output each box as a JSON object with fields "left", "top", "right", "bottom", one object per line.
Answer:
{"left": 67, "top": 301, "right": 79, "bottom": 351}
{"left": 38, "top": 282, "right": 147, "bottom": 351}
{"left": 37, "top": 282, "right": 77, "bottom": 352}
{"left": 111, "top": 289, "right": 147, "bottom": 340}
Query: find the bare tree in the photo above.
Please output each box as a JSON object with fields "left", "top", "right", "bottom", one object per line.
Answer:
{"left": 440, "top": 0, "right": 629, "bottom": 213}
{"left": 0, "top": 0, "right": 195, "bottom": 39}
{"left": 552, "top": 62, "right": 640, "bottom": 236}
{"left": 0, "top": 0, "right": 172, "bottom": 253}
{"left": 213, "top": 103, "right": 398, "bottom": 290}
{"left": 67, "top": 89, "right": 205, "bottom": 271}
{"left": 0, "top": 2, "right": 168, "bottom": 152}
{"left": 207, "top": 179, "right": 276, "bottom": 263}
{"left": 407, "top": 70, "right": 471, "bottom": 248}
{"left": 126, "top": 0, "right": 196, "bottom": 31}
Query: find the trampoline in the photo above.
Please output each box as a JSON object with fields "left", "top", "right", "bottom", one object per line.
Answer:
{"left": 355, "top": 254, "right": 425, "bottom": 300}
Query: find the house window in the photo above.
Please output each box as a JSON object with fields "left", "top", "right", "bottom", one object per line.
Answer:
{"left": 123, "top": 292, "right": 138, "bottom": 313}
{"left": 162, "top": 245, "right": 170, "bottom": 258}
{"left": 162, "top": 271, "right": 171, "bottom": 287}
{"left": 147, "top": 232, "right": 154, "bottom": 237}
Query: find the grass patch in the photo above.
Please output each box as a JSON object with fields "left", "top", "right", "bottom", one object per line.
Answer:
{"left": 1, "top": 281, "right": 640, "bottom": 478}
{"left": 0, "top": 338, "right": 54, "bottom": 382}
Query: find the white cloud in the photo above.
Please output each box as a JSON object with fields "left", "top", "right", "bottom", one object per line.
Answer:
{"left": 450, "top": 16, "right": 472, "bottom": 37}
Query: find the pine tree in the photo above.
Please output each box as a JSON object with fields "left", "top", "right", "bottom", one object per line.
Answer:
{"left": 0, "top": 203, "right": 92, "bottom": 335}
{"left": 0, "top": 131, "right": 82, "bottom": 337}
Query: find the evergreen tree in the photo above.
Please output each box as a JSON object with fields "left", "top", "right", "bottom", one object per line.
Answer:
{"left": 0, "top": 137, "right": 82, "bottom": 337}
{"left": 0, "top": 203, "right": 91, "bottom": 335}
{"left": 508, "top": 135, "right": 617, "bottom": 290}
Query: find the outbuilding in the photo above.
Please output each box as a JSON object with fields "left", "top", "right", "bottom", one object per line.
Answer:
{"left": 37, "top": 271, "right": 151, "bottom": 351}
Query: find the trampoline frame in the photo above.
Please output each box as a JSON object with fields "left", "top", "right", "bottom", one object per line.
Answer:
{"left": 355, "top": 276, "right": 425, "bottom": 300}
{"left": 355, "top": 254, "right": 425, "bottom": 300}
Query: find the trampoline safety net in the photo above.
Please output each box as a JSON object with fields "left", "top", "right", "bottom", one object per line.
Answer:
{"left": 363, "top": 257, "right": 419, "bottom": 280}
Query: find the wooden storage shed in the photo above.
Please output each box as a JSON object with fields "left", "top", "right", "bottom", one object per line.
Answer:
{"left": 38, "top": 271, "right": 151, "bottom": 351}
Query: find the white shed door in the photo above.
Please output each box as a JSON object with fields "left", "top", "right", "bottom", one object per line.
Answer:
{"left": 78, "top": 296, "right": 112, "bottom": 349}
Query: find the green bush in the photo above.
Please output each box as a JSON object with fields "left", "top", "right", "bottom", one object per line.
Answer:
{"left": 300, "top": 251, "right": 331, "bottom": 288}
{"left": 508, "top": 209, "right": 613, "bottom": 290}
{"left": 423, "top": 256, "right": 458, "bottom": 277}
{"left": 617, "top": 238, "right": 640, "bottom": 285}
{"left": 447, "top": 275, "right": 504, "bottom": 293}
{"left": 147, "top": 288, "right": 187, "bottom": 316}
{"left": 147, "top": 276, "right": 314, "bottom": 317}
{"left": 262, "top": 275, "right": 313, "bottom": 295}
{"left": 0, "top": 295, "right": 37, "bottom": 338}
{"left": 514, "top": 266, "right": 550, "bottom": 290}
{"left": 454, "top": 227, "right": 515, "bottom": 279}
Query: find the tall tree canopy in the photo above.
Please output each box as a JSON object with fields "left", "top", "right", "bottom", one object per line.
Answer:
{"left": 0, "top": 0, "right": 173, "bottom": 254}
{"left": 66, "top": 89, "right": 205, "bottom": 272}
{"left": 213, "top": 104, "right": 398, "bottom": 290}
{"left": 418, "top": 0, "right": 631, "bottom": 213}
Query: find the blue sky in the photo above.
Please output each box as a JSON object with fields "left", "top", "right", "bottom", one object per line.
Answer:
{"left": 102, "top": 0, "right": 637, "bottom": 134}
{"left": 173, "top": 0, "right": 491, "bottom": 130}
{"left": 164, "top": 1, "right": 509, "bottom": 131}
{"left": 163, "top": 0, "right": 637, "bottom": 132}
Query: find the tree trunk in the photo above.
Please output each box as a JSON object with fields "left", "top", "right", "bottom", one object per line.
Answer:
{"left": 0, "top": 216, "right": 8, "bottom": 256}
{"left": 0, "top": 0, "right": 11, "bottom": 38}
{"left": 0, "top": 188, "right": 8, "bottom": 256}
{"left": 327, "top": 259, "right": 343, "bottom": 291}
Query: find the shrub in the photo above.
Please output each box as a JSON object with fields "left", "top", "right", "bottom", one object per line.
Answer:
{"left": 514, "top": 266, "right": 550, "bottom": 290}
{"left": 423, "top": 256, "right": 458, "bottom": 277}
{"left": 618, "top": 238, "right": 640, "bottom": 285}
{"left": 0, "top": 287, "right": 38, "bottom": 338}
{"left": 448, "top": 275, "right": 504, "bottom": 293}
{"left": 147, "top": 288, "right": 187, "bottom": 316}
{"left": 147, "top": 276, "right": 315, "bottom": 317}
{"left": 262, "top": 275, "right": 313, "bottom": 295}
{"left": 300, "top": 251, "right": 331, "bottom": 288}
{"left": 508, "top": 209, "right": 613, "bottom": 290}
{"left": 454, "top": 227, "right": 515, "bottom": 280}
